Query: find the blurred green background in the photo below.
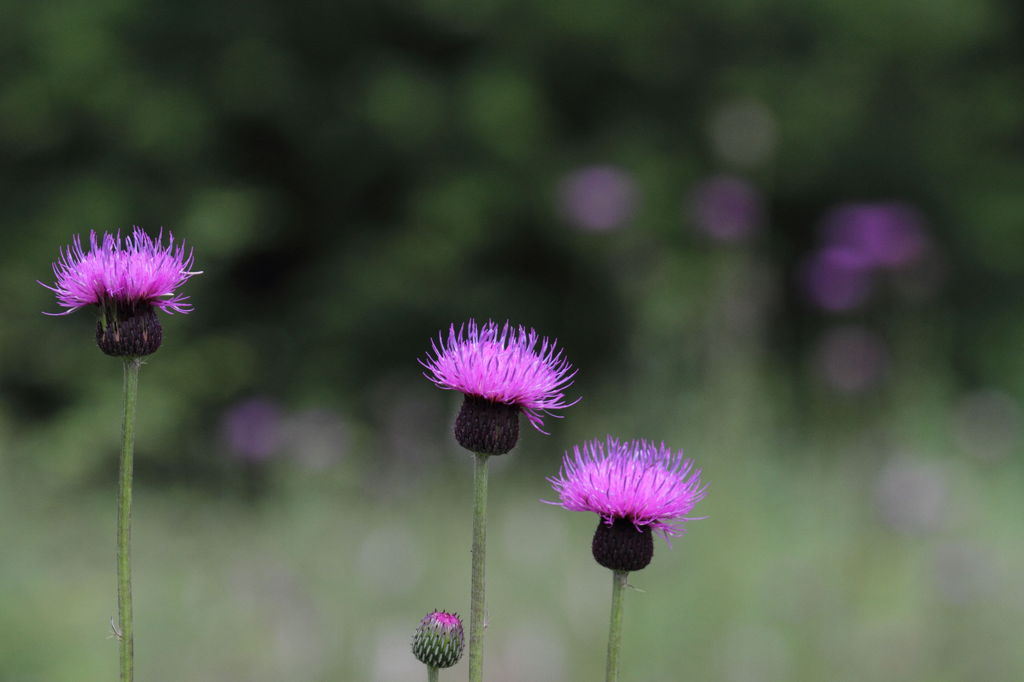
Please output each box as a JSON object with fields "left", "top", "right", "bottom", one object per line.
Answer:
{"left": 3, "top": 0, "right": 1024, "bottom": 680}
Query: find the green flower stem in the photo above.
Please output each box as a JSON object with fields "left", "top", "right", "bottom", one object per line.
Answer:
{"left": 117, "top": 357, "right": 141, "bottom": 682}
{"left": 468, "top": 452, "right": 490, "bottom": 682}
{"left": 428, "top": 666, "right": 439, "bottom": 682}
{"left": 605, "top": 569, "right": 629, "bottom": 682}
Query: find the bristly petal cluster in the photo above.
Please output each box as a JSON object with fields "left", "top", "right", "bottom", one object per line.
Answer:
{"left": 420, "top": 319, "right": 579, "bottom": 433}
{"left": 40, "top": 227, "right": 201, "bottom": 315}
{"left": 547, "top": 436, "right": 707, "bottom": 537}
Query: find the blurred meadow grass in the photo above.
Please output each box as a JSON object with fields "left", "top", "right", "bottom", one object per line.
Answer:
{"left": 2, "top": 363, "right": 1022, "bottom": 680}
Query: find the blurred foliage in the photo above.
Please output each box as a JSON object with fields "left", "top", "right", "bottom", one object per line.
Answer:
{"left": 2, "top": 0, "right": 1024, "bottom": 679}
{"left": 2, "top": 0, "right": 1022, "bottom": 478}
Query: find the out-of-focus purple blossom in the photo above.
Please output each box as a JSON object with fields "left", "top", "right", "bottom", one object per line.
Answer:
{"left": 688, "top": 175, "right": 763, "bottom": 242}
{"left": 931, "top": 542, "right": 999, "bottom": 606}
{"left": 800, "top": 247, "right": 873, "bottom": 312}
{"left": 874, "top": 458, "right": 948, "bottom": 534}
{"left": 822, "top": 202, "right": 928, "bottom": 269}
{"left": 708, "top": 98, "right": 778, "bottom": 169}
{"left": 815, "top": 325, "right": 888, "bottom": 393}
{"left": 557, "top": 165, "right": 638, "bottom": 232}
{"left": 284, "top": 408, "right": 349, "bottom": 470}
{"left": 221, "top": 397, "right": 285, "bottom": 462}
{"left": 954, "top": 390, "right": 1022, "bottom": 462}
{"left": 891, "top": 249, "right": 946, "bottom": 303}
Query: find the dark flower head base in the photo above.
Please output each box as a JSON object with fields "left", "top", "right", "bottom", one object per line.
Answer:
{"left": 592, "top": 517, "right": 654, "bottom": 572}
{"left": 454, "top": 395, "right": 520, "bottom": 455}
{"left": 97, "top": 300, "right": 163, "bottom": 357}
{"left": 40, "top": 228, "right": 200, "bottom": 357}
{"left": 422, "top": 319, "right": 578, "bottom": 454}
{"left": 548, "top": 437, "right": 707, "bottom": 571}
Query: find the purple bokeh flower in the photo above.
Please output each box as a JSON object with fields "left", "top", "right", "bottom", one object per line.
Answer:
{"left": 41, "top": 227, "right": 200, "bottom": 315}
{"left": 954, "top": 390, "right": 1022, "bottom": 462}
{"left": 874, "top": 458, "right": 948, "bottom": 534}
{"left": 421, "top": 320, "right": 578, "bottom": 437}
{"left": 800, "top": 246, "right": 873, "bottom": 312}
{"left": 800, "top": 201, "right": 934, "bottom": 314}
{"left": 688, "top": 175, "right": 763, "bottom": 242}
{"left": 707, "top": 98, "right": 778, "bottom": 168}
{"left": 815, "top": 325, "right": 888, "bottom": 394}
{"left": 547, "top": 437, "right": 706, "bottom": 538}
{"left": 221, "top": 397, "right": 285, "bottom": 462}
{"left": 558, "top": 165, "right": 638, "bottom": 232}
{"left": 284, "top": 408, "right": 349, "bottom": 470}
{"left": 822, "top": 202, "right": 927, "bottom": 269}
{"left": 412, "top": 610, "right": 465, "bottom": 669}
{"left": 931, "top": 541, "right": 998, "bottom": 606}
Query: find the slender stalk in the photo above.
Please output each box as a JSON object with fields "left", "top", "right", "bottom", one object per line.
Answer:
{"left": 605, "top": 570, "right": 629, "bottom": 682}
{"left": 428, "top": 666, "right": 439, "bottom": 682}
{"left": 117, "top": 357, "right": 141, "bottom": 682}
{"left": 468, "top": 452, "right": 490, "bottom": 682}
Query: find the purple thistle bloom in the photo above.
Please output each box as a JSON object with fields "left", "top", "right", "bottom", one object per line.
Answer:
{"left": 548, "top": 437, "right": 706, "bottom": 572}
{"left": 41, "top": 227, "right": 200, "bottom": 315}
{"left": 548, "top": 436, "right": 707, "bottom": 538}
{"left": 40, "top": 227, "right": 201, "bottom": 356}
{"left": 421, "top": 320, "right": 578, "bottom": 452}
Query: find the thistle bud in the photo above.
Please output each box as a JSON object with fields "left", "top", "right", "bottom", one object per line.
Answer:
{"left": 412, "top": 610, "right": 465, "bottom": 669}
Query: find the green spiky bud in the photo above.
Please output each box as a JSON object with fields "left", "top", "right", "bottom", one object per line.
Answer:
{"left": 412, "top": 610, "right": 465, "bottom": 669}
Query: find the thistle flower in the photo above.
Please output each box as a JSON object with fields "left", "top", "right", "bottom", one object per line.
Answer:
{"left": 421, "top": 320, "right": 577, "bottom": 455}
{"left": 412, "top": 610, "right": 465, "bottom": 670}
{"left": 40, "top": 227, "right": 200, "bottom": 357}
{"left": 39, "top": 228, "right": 200, "bottom": 681}
{"left": 547, "top": 437, "right": 706, "bottom": 572}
